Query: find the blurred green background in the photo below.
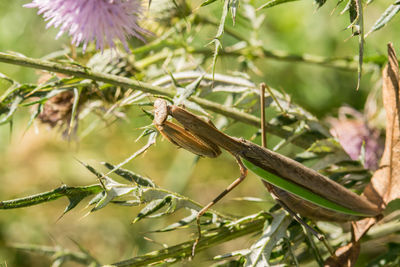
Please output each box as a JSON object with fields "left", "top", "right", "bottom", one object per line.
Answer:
{"left": 0, "top": 0, "right": 399, "bottom": 266}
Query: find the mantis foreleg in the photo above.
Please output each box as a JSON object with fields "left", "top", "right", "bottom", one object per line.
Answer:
{"left": 192, "top": 154, "right": 248, "bottom": 256}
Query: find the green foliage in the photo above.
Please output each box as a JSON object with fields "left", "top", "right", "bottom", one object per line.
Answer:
{"left": 257, "top": 0, "right": 300, "bottom": 11}
{"left": 367, "top": 243, "right": 400, "bottom": 267}
{"left": 367, "top": 0, "right": 400, "bottom": 36}
{"left": 0, "top": 0, "right": 399, "bottom": 266}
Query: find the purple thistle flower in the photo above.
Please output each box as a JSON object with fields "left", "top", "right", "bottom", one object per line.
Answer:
{"left": 24, "top": 0, "right": 147, "bottom": 52}
{"left": 328, "top": 107, "right": 383, "bottom": 171}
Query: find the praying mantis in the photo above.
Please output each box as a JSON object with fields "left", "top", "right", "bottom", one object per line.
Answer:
{"left": 152, "top": 87, "right": 380, "bottom": 254}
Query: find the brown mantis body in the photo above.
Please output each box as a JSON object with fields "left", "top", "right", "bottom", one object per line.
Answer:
{"left": 153, "top": 97, "right": 380, "bottom": 253}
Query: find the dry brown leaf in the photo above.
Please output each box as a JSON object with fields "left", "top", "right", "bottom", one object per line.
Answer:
{"left": 324, "top": 241, "right": 360, "bottom": 267}
{"left": 353, "top": 43, "right": 400, "bottom": 241}
{"left": 362, "top": 43, "right": 400, "bottom": 209}
{"left": 352, "top": 217, "right": 378, "bottom": 241}
{"left": 326, "top": 43, "right": 400, "bottom": 266}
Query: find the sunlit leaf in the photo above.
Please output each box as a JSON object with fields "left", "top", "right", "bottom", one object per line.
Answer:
{"left": 210, "top": 0, "right": 230, "bottom": 80}
{"left": 154, "top": 209, "right": 197, "bottom": 232}
{"left": 67, "top": 87, "right": 80, "bottom": 136}
{"left": 0, "top": 73, "right": 13, "bottom": 94}
{"left": 22, "top": 103, "right": 42, "bottom": 137}
{"left": 366, "top": 1, "right": 400, "bottom": 36}
{"left": 102, "top": 162, "right": 156, "bottom": 187}
{"left": 174, "top": 74, "right": 204, "bottom": 106}
{"left": 231, "top": 0, "right": 239, "bottom": 25}
{"left": 0, "top": 184, "right": 102, "bottom": 210}
{"left": 132, "top": 195, "right": 173, "bottom": 223}
{"left": 0, "top": 95, "right": 22, "bottom": 125}
{"left": 257, "top": 0, "right": 299, "bottom": 11}
{"left": 78, "top": 160, "right": 103, "bottom": 179}
{"left": 91, "top": 178, "right": 137, "bottom": 212}
{"left": 245, "top": 211, "right": 291, "bottom": 267}
{"left": 307, "top": 138, "right": 343, "bottom": 154}
{"left": 383, "top": 198, "right": 400, "bottom": 216}
{"left": 201, "top": 0, "right": 218, "bottom": 7}
{"left": 20, "top": 88, "right": 68, "bottom": 107}
{"left": 346, "top": 0, "right": 364, "bottom": 90}
{"left": 215, "top": 249, "right": 251, "bottom": 260}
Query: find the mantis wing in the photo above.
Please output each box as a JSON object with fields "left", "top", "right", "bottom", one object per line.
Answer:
{"left": 243, "top": 159, "right": 371, "bottom": 218}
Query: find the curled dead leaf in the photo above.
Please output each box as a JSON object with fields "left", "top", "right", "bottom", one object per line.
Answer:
{"left": 363, "top": 43, "right": 400, "bottom": 210}
{"left": 327, "top": 43, "right": 400, "bottom": 267}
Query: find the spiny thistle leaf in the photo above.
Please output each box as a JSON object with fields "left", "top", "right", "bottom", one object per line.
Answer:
{"left": 347, "top": 0, "right": 364, "bottom": 90}
{"left": 257, "top": 0, "right": 299, "bottom": 11}
{"left": 78, "top": 160, "right": 103, "bottom": 179}
{"left": 245, "top": 211, "right": 292, "bottom": 267}
{"left": 0, "top": 73, "right": 14, "bottom": 93}
{"left": 0, "top": 95, "right": 23, "bottom": 125}
{"left": 20, "top": 88, "right": 68, "bottom": 107}
{"left": 210, "top": 0, "right": 230, "bottom": 80}
{"left": 366, "top": 1, "right": 400, "bottom": 36}
{"left": 154, "top": 209, "right": 197, "bottom": 232}
{"left": 22, "top": 103, "right": 42, "bottom": 137}
{"left": 102, "top": 162, "right": 156, "bottom": 187}
{"left": 231, "top": 0, "right": 239, "bottom": 25}
{"left": 0, "top": 184, "right": 102, "bottom": 210}
{"left": 90, "top": 178, "right": 138, "bottom": 212}
{"left": 132, "top": 195, "right": 173, "bottom": 223}
{"left": 201, "top": 0, "right": 218, "bottom": 7}
{"left": 307, "top": 138, "right": 343, "bottom": 154}
{"left": 63, "top": 188, "right": 99, "bottom": 215}
{"left": 173, "top": 74, "right": 204, "bottom": 105}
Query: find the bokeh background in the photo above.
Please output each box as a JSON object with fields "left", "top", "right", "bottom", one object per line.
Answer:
{"left": 0, "top": 0, "right": 399, "bottom": 266}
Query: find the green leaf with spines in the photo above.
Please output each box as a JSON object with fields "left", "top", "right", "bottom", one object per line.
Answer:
{"left": 245, "top": 211, "right": 292, "bottom": 267}
{"left": 132, "top": 195, "right": 173, "bottom": 223}
{"left": 366, "top": 1, "right": 400, "bottom": 36}
{"left": 0, "top": 96, "right": 23, "bottom": 125}
{"left": 201, "top": 0, "right": 218, "bottom": 7}
{"left": 257, "top": 0, "right": 299, "bottom": 11}
{"left": 0, "top": 73, "right": 13, "bottom": 94}
{"left": 102, "top": 162, "right": 156, "bottom": 187}
{"left": 0, "top": 184, "right": 102, "bottom": 210}
{"left": 154, "top": 209, "right": 197, "bottom": 232}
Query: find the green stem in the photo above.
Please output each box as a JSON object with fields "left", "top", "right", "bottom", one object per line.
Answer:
{"left": 0, "top": 52, "right": 318, "bottom": 148}
{"left": 0, "top": 182, "right": 231, "bottom": 220}
{"left": 111, "top": 215, "right": 268, "bottom": 266}
{"left": 0, "top": 52, "right": 173, "bottom": 96}
{"left": 0, "top": 184, "right": 102, "bottom": 209}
